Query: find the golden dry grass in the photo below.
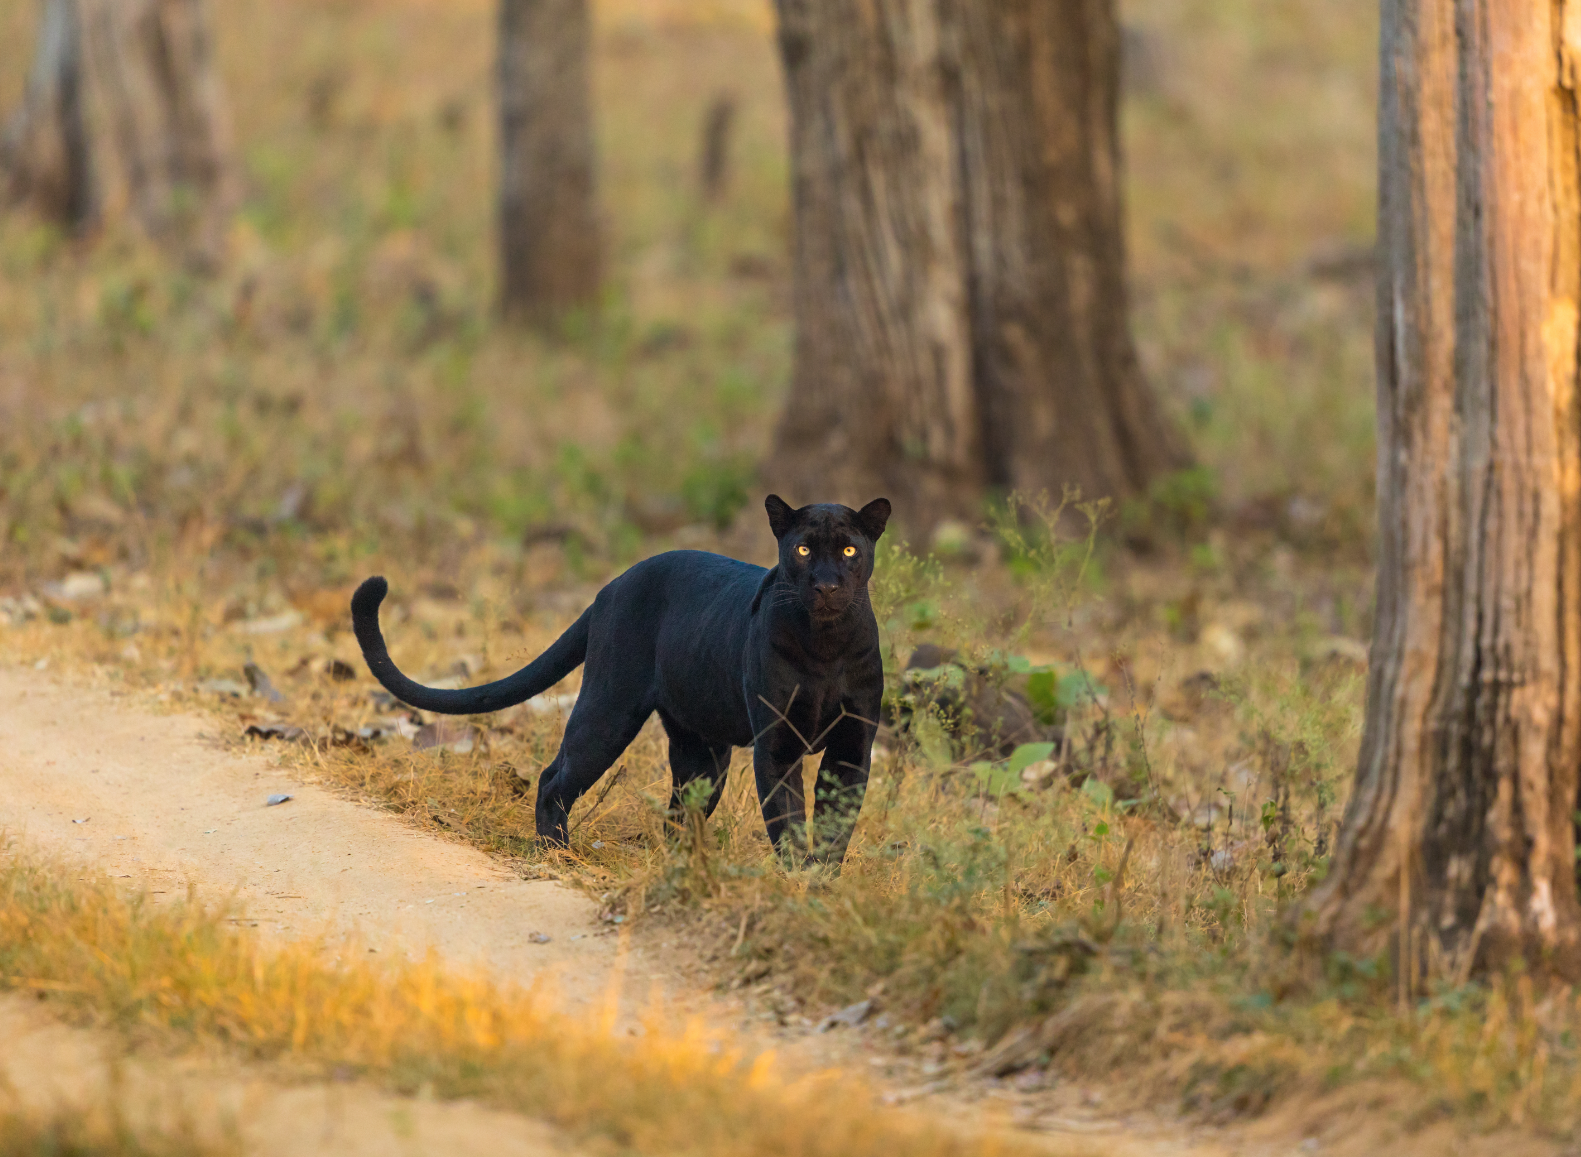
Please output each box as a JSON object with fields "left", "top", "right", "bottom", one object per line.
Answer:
{"left": 3, "top": 0, "right": 1554, "bottom": 1145}
{"left": 0, "top": 845, "right": 1058, "bottom": 1157}
{"left": 0, "top": 1105, "right": 222, "bottom": 1157}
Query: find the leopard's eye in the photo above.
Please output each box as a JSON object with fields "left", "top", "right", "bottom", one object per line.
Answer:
{"left": 843, "top": 546, "right": 857, "bottom": 558}
{"left": 796, "top": 545, "right": 810, "bottom": 557}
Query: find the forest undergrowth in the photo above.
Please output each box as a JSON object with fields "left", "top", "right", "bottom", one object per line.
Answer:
{"left": 2, "top": 0, "right": 1569, "bottom": 1145}
{"left": 0, "top": 845, "right": 1041, "bottom": 1157}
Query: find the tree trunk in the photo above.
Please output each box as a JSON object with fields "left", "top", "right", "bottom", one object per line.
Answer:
{"left": 768, "top": 0, "right": 1187, "bottom": 523}
{"left": 1, "top": 0, "right": 94, "bottom": 229}
{"left": 497, "top": 0, "right": 601, "bottom": 325}
{"left": 84, "top": 0, "right": 236, "bottom": 260}
{"left": 1303, "top": 0, "right": 1581, "bottom": 980}
{"left": 1, "top": 0, "right": 235, "bottom": 261}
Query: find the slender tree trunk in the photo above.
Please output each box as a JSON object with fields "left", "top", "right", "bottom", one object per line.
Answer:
{"left": 1304, "top": 0, "right": 1581, "bottom": 980}
{"left": 497, "top": 0, "right": 601, "bottom": 325}
{"left": 698, "top": 91, "right": 736, "bottom": 203}
{"left": 1, "top": 0, "right": 235, "bottom": 261}
{"left": 83, "top": 0, "right": 236, "bottom": 260}
{"left": 0, "top": 0, "right": 94, "bottom": 229}
{"left": 769, "top": 0, "right": 1186, "bottom": 523}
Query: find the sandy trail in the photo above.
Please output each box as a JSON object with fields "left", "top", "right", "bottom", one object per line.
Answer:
{"left": 0, "top": 993, "right": 581, "bottom": 1156}
{"left": 1, "top": 665, "right": 1556, "bottom": 1157}
{"left": 0, "top": 667, "right": 674, "bottom": 1011}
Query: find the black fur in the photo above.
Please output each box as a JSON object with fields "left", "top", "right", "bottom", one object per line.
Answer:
{"left": 352, "top": 495, "right": 891, "bottom": 862}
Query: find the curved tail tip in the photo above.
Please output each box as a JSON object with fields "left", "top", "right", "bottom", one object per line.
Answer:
{"left": 351, "top": 575, "right": 389, "bottom": 620}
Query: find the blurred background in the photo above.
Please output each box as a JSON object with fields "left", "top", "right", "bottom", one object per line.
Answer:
{"left": 0, "top": 0, "right": 1377, "bottom": 602}
{"left": 0, "top": 0, "right": 1419, "bottom": 1097}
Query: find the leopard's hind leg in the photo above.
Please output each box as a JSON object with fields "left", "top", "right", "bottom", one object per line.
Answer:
{"left": 534, "top": 692, "right": 655, "bottom": 845}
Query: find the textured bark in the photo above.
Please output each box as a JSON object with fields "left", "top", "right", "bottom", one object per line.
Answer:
{"left": 0, "top": 0, "right": 94, "bottom": 228}
{"left": 769, "top": 0, "right": 1186, "bottom": 522}
{"left": 497, "top": 0, "right": 601, "bottom": 324}
{"left": 1, "top": 0, "right": 235, "bottom": 259}
{"left": 1305, "top": 0, "right": 1581, "bottom": 980}
{"left": 86, "top": 0, "right": 236, "bottom": 257}
{"left": 698, "top": 91, "right": 736, "bottom": 202}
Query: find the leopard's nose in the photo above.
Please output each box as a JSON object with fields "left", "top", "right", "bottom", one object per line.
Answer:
{"left": 814, "top": 580, "right": 841, "bottom": 596}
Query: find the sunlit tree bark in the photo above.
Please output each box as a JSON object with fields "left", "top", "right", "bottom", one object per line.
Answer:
{"left": 1, "top": 0, "right": 236, "bottom": 261}
{"left": 497, "top": 0, "right": 601, "bottom": 324}
{"left": 768, "top": 0, "right": 1187, "bottom": 524}
{"left": 1304, "top": 0, "right": 1581, "bottom": 980}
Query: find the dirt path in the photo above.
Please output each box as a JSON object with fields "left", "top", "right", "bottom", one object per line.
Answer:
{"left": 0, "top": 667, "right": 676, "bottom": 1012}
{"left": 0, "top": 666, "right": 1561, "bottom": 1157}
{"left": 0, "top": 993, "right": 582, "bottom": 1156}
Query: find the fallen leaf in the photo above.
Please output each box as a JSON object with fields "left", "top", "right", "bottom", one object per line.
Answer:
{"left": 243, "top": 661, "right": 286, "bottom": 703}
{"left": 198, "top": 678, "right": 249, "bottom": 697}
{"left": 413, "top": 721, "right": 474, "bottom": 754}
{"left": 244, "top": 723, "right": 308, "bottom": 743}
{"left": 817, "top": 999, "right": 875, "bottom": 1032}
{"left": 233, "top": 611, "right": 302, "bottom": 635}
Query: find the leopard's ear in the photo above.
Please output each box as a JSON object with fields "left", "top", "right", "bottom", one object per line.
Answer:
{"left": 856, "top": 497, "right": 891, "bottom": 541}
{"left": 765, "top": 494, "right": 797, "bottom": 539}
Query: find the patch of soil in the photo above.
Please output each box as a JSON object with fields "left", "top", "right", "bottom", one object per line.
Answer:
{"left": 0, "top": 666, "right": 1563, "bottom": 1157}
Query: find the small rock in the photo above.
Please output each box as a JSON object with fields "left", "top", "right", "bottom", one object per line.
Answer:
{"left": 1313, "top": 636, "right": 1369, "bottom": 667}
{"left": 817, "top": 999, "right": 874, "bottom": 1032}
{"left": 1200, "top": 622, "right": 1244, "bottom": 667}
{"left": 413, "top": 722, "right": 474, "bottom": 754}
{"left": 197, "top": 678, "right": 249, "bottom": 697}
{"left": 245, "top": 723, "right": 309, "bottom": 743}
{"left": 1012, "top": 1068, "right": 1050, "bottom": 1092}
{"left": 48, "top": 571, "right": 108, "bottom": 600}
{"left": 233, "top": 611, "right": 302, "bottom": 635}
{"left": 265, "top": 793, "right": 293, "bottom": 806}
{"left": 1019, "top": 759, "right": 1059, "bottom": 791}
{"left": 0, "top": 594, "right": 42, "bottom": 625}
{"left": 528, "top": 932, "right": 552, "bottom": 944}
{"left": 526, "top": 692, "right": 578, "bottom": 715}
{"left": 1285, "top": 494, "right": 1327, "bottom": 533}
{"left": 243, "top": 661, "right": 286, "bottom": 703}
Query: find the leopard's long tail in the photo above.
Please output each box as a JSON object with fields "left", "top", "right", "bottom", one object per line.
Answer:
{"left": 351, "top": 576, "right": 590, "bottom": 715}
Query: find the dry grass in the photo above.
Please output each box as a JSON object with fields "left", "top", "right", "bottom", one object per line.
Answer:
{"left": 0, "top": 846, "right": 1056, "bottom": 1157}
{"left": 2, "top": 0, "right": 1546, "bottom": 1144}
{"left": 0, "top": 1106, "right": 222, "bottom": 1157}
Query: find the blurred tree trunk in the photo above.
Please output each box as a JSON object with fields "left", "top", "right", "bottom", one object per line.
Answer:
{"left": 1303, "top": 0, "right": 1581, "bottom": 981}
{"left": 1, "top": 0, "right": 235, "bottom": 261}
{"left": 86, "top": 0, "right": 236, "bottom": 260}
{"left": 0, "top": 0, "right": 94, "bottom": 229}
{"left": 768, "top": 0, "right": 1187, "bottom": 524}
{"left": 497, "top": 0, "right": 601, "bottom": 325}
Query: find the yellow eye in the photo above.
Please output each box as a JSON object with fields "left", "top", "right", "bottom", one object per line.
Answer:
{"left": 796, "top": 545, "right": 810, "bottom": 557}
{"left": 843, "top": 546, "right": 857, "bottom": 557}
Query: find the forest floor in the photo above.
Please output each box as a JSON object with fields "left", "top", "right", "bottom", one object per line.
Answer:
{"left": 0, "top": 664, "right": 1561, "bottom": 1157}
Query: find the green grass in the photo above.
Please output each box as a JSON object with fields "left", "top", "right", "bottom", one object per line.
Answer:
{"left": 4, "top": 0, "right": 1530, "bottom": 1142}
